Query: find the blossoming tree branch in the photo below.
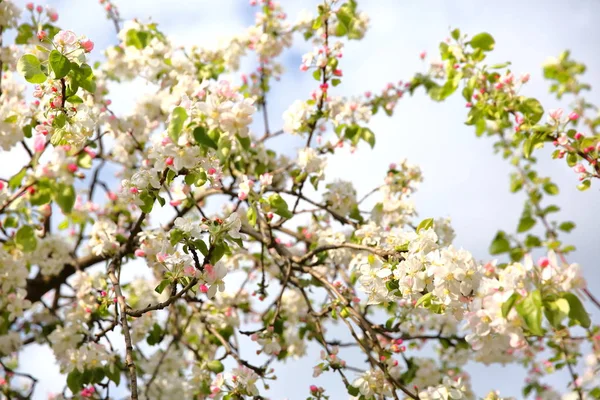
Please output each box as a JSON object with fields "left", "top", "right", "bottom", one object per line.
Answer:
{"left": 0, "top": 0, "right": 599, "bottom": 399}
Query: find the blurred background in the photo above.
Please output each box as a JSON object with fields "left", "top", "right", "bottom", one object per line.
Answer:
{"left": 7, "top": 0, "right": 600, "bottom": 398}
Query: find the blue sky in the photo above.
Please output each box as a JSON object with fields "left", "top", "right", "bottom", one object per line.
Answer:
{"left": 8, "top": 0, "right": 600, "bottom": 398}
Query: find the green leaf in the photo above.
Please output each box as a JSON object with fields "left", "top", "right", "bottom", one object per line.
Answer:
{"left": 501, "top": 293, "right": 520, "bottom": 318}
{"left": 217, "top": 134, "right": 232, "bottom": 162}
{"left": 312, "top": 69, "right": 321, "bottom": 81}
{"left": 66, "top": 95, "right": 84, "bottom": 104}
{"left": 91, "top": 367, "right": 105, "bottom": 384}
{"left": 489, "top": 231, "right": 510, "bottom": 255}
{"left": 415, "top": 292, "right": 433, "bottom": 308}
{"left": 168, "top": 107, "right": 188, "bottom": 142}
{"left": 237, "top": 134, "right": 251, "bottom": 151}
{"left": 247, "top": 207, "right": 257, "bottom": 227}
{"left": 105, "top": 364, "right": 121, "bottom": 386}
{"left": 543, "top": 182, "right": 559, "bottom": 195}
{"left": 15, "top": 24, "right": 34, "bottom": 44}
{"left": 125, "top": 30, "right": 150, "bottom": 49}
{"left": 521, "top": 98, "right": 544, "bottom": 124}
{"left": 23, "top": 125, "right": 33, "bottom": 138}
{"left": 207, "top": 360, "right": 224, "bottom": 373}
{"left": 523, "top": 133, "right": 540, "bottom": 159}
{"left": 9, "top": 168, "right": 27, "bottom": 190}
{"left": 16, "top": 225, "right": 37, "bottom": 252}
{"left": 451, "top": 28, "right": 461, "bottom": 40}
{"left": 54, "top": 183, "right": 76, "bottom": 214}
{"left": 558, "top": 221, "right": 576, "bottom": 233}
{"left": 516, "top": 289, "right": 544, "bottom": 335}
{"left": 361, "top": 128, "right": 375, "bottom": 148}
{"left": 347, "top": 384, "right": 360, "bottom": 397}
{"left": 268, "top": 194, "right": 292, "bottom": 219}
{"left": 416, "top": 218, "right": 434, "bottom": 233}
{"left": 543, "top": 298, "right": 569, "bottom": 328}
{"left": 566, "top": 153, "right": 577, "bottom": 167}
{"left": 139, "top": 191, "right": 155, "bottom": 213}
{"left": 193, "top": 126, "right": 217, "bottom": 149}
{"left": 17, "top": 54, "right": 46, "bottom": 84}
{"left": 210, "top": 241, "right": 227, "bottom": 265}
{"left": 154, "top": 279, "right": 170, "bottom": 294}
{"left": 517, "top": 216, "right": 536, "bottom": 233}
{"left": 146, "top": 323, "right": 163, "bottom": 345}
{"left": 577, "top": 179, "right": 591, "bottom": 191}
{"left": 48, "top": 50, "right": 71, "bottom": 79}
{"left": 470, "top": 32, "right": 495, "bottom": 51}
{"left": 71, "top": 64, "right": 96, "bottom": 93}
{"left": 67, "top": 369, "right": 83, "bottom": 394}
{"left": 524, "top": 234, "right": 542, "bottom": 248}
{"left": 562, "top": 293, "right": 591, "bottom": 328}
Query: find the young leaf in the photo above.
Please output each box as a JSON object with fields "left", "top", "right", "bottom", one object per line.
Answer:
{"left": 562, "top": 293, "right": 591, "bottom": 328}
{"left": 543, "top": 182, "right": 559, "bottom": 195}
{"left": 193, "top": 126, "right": 217, "bottom": 149}
{"left": 207, "top": 360, "right": 224, "bottom": 373}
{"left": 168, "top": 107, "right": 188, "bottom": 142}
{"left": 501, "top": 292, "right": 520, "bottom": 318}
{"left": 469, "top": 32, "right": 495, "bottom": 51}
{"left": 489, "top": 231, "right": 510, "bottom": 255}
{"left": 416, "top": 218, "right": 434, "bottom": 233}
{"left": 154, "top": 279, "right": 170, "bottom": 294}
{"left": 54, "top": 183, "right": 76, "bottom": 214}
{"left": 17, "top": 54, "right": 46, "bottom": 83}
{"left": 268, "top": 194, "right": 293, "bottom": 219}
{"left": 543, "top": 298, "right": 569, "bottom": 328}
{"left": 16, "top": 225, "right": 38, "bottom": 252}
{"left": 516, "top": 290, "right": 544, "bottom": 335}
{"left": 49, "top": 50, "right": 71, "bottom": 79}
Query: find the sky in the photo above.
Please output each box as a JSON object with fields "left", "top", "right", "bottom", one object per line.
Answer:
{"left": 6, "top": 0, "right": 600, "bottom": 398}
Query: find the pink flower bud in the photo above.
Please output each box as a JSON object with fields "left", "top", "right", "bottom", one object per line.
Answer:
{"left": 574, "top": 132, "right": 584, "bottom": 140}
{"left": 129, "top": 187, "right": 139, "bottom": 194}
{"left": 574, "top": 164, "right": 586, "bottom": 173}
{"left": 34, "top": 135, "right": 45, "bottom": 152}
{"left": 66, "top": 163, "right": 78, "bottom": 173}
{"left": 80, "top": 39, "right": 94, "bottom": 53}
{"left": 134, "top": 249, "right": 146, "bottom": 257}
{"left": 26, "top": 3, "right": 34, "bottom": 10}
{"left": 165, "top": 157, "right": 174, "bottom": 166}
{"left": 107, "top": 191, "right": 118, "bottom": 201}
{"left": 36, "top": 5, "right": 43, "bottom": 12}
{"left": 200, "top": 284, "right": 209, "bottom": 293}
{"left": 419, "top": 51, "right": 426, "bottom": 60}
{"left": 208, "top": 167, "right": 216, "bottom": 175}
{"left": 310, "top": 385, "right": 318, "bottom": 393}
{"left": 538, "top": 257, "right": 549, "bottom": 268}
{"left": 37, "top": 30, "right": 47, "bottom": 40}
{"left": 568, "top": 112, "right": 579, "bottom": 121}
{"left": 465, "top": 102, "right": 472, "bottom": 108}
